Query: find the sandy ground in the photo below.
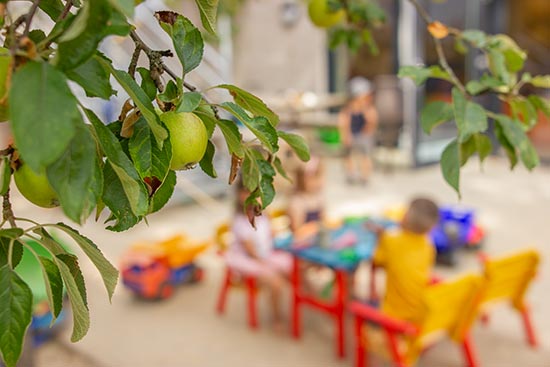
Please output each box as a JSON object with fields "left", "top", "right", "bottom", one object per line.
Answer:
{"left": 19, "top": 156, "right": 550, "bottom": 367}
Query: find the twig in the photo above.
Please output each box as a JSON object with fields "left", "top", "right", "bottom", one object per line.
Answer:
{"left": 58, "top": 0, "right": 73, "bottom": 21}
{"left": 407, "top": 0, "right": 466, "bottom": 94}
{"left": 128, "top": 45, "right": 142, "bottom": 78}
{"left": 23, "top": 0, "right": 41, "bottom": 36}
{"left": 2, "top": 189, "right": 17, "bottom": 228}
{"left": 129, "top": 29, "right": 220, "bottom": 118}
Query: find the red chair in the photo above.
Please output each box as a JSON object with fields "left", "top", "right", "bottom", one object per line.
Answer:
{"left": 214, "top": 223, "right": 260, "bottom": 329}
{"left": 350, "top": 274, "right": 485, "bottom": 367}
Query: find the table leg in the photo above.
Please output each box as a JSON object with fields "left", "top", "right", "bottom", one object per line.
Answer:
{"left": 335, "top": 270, "right": 347, "bottom": 358}
{"left": 291, "top": 256, "right": 301, "bottom": 338}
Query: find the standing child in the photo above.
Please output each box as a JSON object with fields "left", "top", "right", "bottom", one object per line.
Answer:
{"left": 338, "top": 77, "right": 378, "bottom": 185}
{"left": 225, "top": 178, "right": 291, "bottom": 331}
{"left": 369, "top": 197, "right": 439, "bottom": 324}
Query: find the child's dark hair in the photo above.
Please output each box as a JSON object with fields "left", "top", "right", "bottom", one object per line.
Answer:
{"left": 406, "top": 197, "right": 439, "bottom": 234}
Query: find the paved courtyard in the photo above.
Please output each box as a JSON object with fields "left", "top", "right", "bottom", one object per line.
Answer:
{"left": 22, "top": 156, "right": 550, "bottom": 367}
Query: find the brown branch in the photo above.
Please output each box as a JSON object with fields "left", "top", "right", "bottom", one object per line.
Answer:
{"left": 58, "top": 0, "right": 73, "bottom": 21}
{"left": 128, "top": 45, "right": 142, "bottom": 79}
{"left": 2, "top": 189, "right": 17, "bottom": 228}
{"left": 407, "top": 0, "right": 466, "bottom": 94}
{"left": 23, "top": 0, "right": 41, "bottom": 36}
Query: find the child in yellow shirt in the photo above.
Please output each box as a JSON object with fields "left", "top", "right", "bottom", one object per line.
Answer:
{"left": 371, "top": 198, "right": 439, "bottom": 324}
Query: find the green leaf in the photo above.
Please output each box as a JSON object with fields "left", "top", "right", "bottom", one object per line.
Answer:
{"left": 101, "top": 63, "right": 168, "bottom": 146}
{"left": 273, "top": 156, "right": 290, "bottom": 181}
{"left": 177, "top": 92, "right": 203, "bottom": 113}
{"left": 530, "top": 75, "right": 550, "bottom": 88}
{"left": 216, "top": 85, "right": 279, "bottom": 126}
{"left": 509, "top": 97, "right": 538, "bottom": 128}
{"left": 38, "top": 0, "right": 65, "bottom": 20}
{"left": 241, "top": 154, "right": 259, "bottom": 192}
{"left": 47, "top": 124, "right": 102, "bottom": 224}
{"left": 440, "top": 139, "right": 460, "bottom": 195}
{"left": 85, "top": 109, "right": 149, "bottom": 219}
{"left": 0, "top": 238, "right": 23, "bottom": 269}
{"left": 157, "top": 13, "right": 204, "bottom": 75}
{"left": 103, "top": 7, "right": 132, "bottom": 36}
{"left": 494, "top": 114, "right": 539, "bottom": 170}
{"left": 528, "top": 95, "right": 550, "bottom": 117}
{"left": 28, "top": 30, "right": 47, "bottom": 45}
{"left": 465, "top": 80, "right": 487, "bottom": 95}
{"left": 150, "top": 170, "right": 176, "bottom": 214}
{"left": 452, "top": 88, "right": 488, "bottom": 142}
{"left": 277, "top": 131, "right": 310, "bottom": 161}
{"left": 475, "top": 134, "right": 492, "bottom": 163}
{"left": 158, "top": 80, "right": 179, "bottom": 104}
{"left": 216, "top": 119, "right": 244, "bottom": 158}
{"left": 194, "top": 0, "right": 219, "bottom": 34}
{"left": 0, "top": 229, "right": 23, "bottom": 240}
{"left": 420, "top": 101, "right": 453, "bottom": 134}
{"left": 194, "top": 105, "right": 217, "bottom": 138}
{"left": 37, "top": 256, "right": 63, "bottom": 319}
{"left": 53, "top": 223, "right": 118, "bottom": 302}
{"left": 488, "top": 49, "right": 511, "bottom": 85}
{"left": 54, "top": 0, "right": 112, "bottom": 71}
{"left": 136, "top": 68, "right": 157, "bottom": 101}
{"left": 129, "top": 118, "right": 172, "bottom": 183}
{"left": 494, "top": 122, "right": 518, "bottom": 169}
{"left": 66, "top": 55, "right": 116, "bottom": 100}
{"left": 259, "top": 175, "right": 275, "bottom": 208}
{"left": 398, "top": 66, "right": 431, "bottom": 86}
{"left": 461, "top": 30, "right": 487, "bottom": 47}
{"left": 0, "top": 156, "right": 9, "bottom": 196}
{"left": 9, "top": 61, "right": 79, "bottom": 172}
{"left": 221, "top": 102, "right": 279, "bottom": 152}
{"left": 109, "top": 0, "right": 133, "bottom": 18}
{"left": 199, "top": 140, "right": 217, "bottom": 178}
{"left": 460, "top": 136, "right": 477, "bottom": 167}
{"left": 55, "top": 254, "right": 90, "bottom": 342}
{"left": 102, "top": 163, "right": 141, "bottom": 231}
{"left": 427, "top": 65, "right": 452, "bottom": 82}
{"left": 489, "top": 34, "right": 526, "bottom": 73}
{"left": 0, "top": 265, "right": 33, "bottom": 367}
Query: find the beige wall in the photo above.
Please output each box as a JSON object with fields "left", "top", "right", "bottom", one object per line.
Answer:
{"left": 233, "top": 0, "right": 329, "bottom": 96}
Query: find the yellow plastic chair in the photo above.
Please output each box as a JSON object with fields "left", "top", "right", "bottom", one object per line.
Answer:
{"left": 350, "top": 274, "right": 485, "bottom": 367}
{"left": 478, "top": 249, "right": 540, "bottom": 347}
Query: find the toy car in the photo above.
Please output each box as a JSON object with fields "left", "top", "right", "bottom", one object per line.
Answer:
{"left": 120, "top": 234, "right": 208, "bottom": 300}
{"left": 383, "top": 204, "right": 486, "bottom": 266}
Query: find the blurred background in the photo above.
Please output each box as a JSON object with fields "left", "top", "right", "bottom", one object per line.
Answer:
{"left": 2, "top": 0, "right": 550, "bottom": 366}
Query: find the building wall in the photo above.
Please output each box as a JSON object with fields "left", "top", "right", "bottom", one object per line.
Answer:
{"left": 232, "top": 0, "right": 329, "bottom": 97}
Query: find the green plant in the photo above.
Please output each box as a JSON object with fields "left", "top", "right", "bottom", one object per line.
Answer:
{"left": 311, "top": 0, "right": 550, "bottom": 194}
{"left": 0, "top": 1, "right": 309, "bottom": 366}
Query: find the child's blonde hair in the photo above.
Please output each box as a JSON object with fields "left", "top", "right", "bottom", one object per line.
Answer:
{"left": 405, "top": 198, "right": 439, "bottom": 234}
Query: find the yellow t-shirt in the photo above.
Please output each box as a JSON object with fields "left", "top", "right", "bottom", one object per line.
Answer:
{"left": 373, "top": 228, "right": 435, "bottom": 324}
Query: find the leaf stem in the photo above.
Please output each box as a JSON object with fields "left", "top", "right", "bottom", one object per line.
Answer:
{"left": 58, "top": 0, "right": 73, "bottom": 21}
{"left": 7, "top": 238, "right": 14, "bottom": 268}
{"left": 2, "top": 189, "right": 17, "bottom": 228}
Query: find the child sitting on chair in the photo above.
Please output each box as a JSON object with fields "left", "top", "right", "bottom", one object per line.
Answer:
{"left": 287, "top": 156, "right": 325, "bottom": 238}
{"left": 369, "top": 197, "right": 439, "bottom": 324}
{"left": 225, "top": 177, "right": 291, "bottom": 331}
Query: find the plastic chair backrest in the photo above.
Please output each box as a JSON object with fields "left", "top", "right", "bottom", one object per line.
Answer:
{"left": 215, "top": 223, "right": 233, "bottom": 253}
{"left": 414, "top": 274, "right": 484, "bottom": 349}
{"left": 482, "top": 249, "right": 540, "bottom": 309}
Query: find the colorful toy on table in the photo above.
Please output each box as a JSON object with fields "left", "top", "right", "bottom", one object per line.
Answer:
{"left": 382, "top": 204, "right": 486, "bottom": 266}
{"left": 15, "top": 239, "right": 68, "bottom": 346}
{"left": 120, "top": 234, "right": 208, "bottom": 300}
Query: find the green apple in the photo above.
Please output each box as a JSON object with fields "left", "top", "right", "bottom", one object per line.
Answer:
{"left": 160, "top": 111, "right": 208, "bottom": 170}
{"left": 308, "top": 0, "right": 345, "bottom": 28}
{"left": 0, "top": 47, "right": 11, "bottom": 122}
{"left": 14, "top": 164, "right": 59, "bottom": 208}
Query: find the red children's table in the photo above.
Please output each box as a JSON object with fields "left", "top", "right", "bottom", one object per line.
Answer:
{"left": 275, "top": 221, "right": 384, "bottom": 358}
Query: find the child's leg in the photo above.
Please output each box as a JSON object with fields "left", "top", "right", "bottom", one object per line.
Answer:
{"left": 258, "top": 271, "right": 286, "bottom": 331}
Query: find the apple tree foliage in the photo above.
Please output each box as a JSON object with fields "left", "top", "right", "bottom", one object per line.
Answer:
{"left": 0, "top": 1, "right": 309, "bottom": 366}
{"left": 314, "top": 0, "right": 549, "bottom": 196}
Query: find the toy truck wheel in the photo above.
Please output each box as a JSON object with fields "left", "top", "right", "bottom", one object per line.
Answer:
{"left": 191, "top": 267, "right": 204, "bottom": 283}
{"left": 157, "top": 282, "right": 174, "bottom": 299}
{"left": 436, "top": 250, "right": 457, "bottom": 267}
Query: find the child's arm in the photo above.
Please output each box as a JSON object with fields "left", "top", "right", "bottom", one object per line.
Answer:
{"left": 242, "top": 239, "right": 260, "bottom": 260}
{"left": 365, "top": 220, "right": 385, "bottom": 237}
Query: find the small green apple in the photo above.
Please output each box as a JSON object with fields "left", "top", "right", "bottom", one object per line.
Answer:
{"left": 14, "top": 164, "right": 59, "bottom": 208}
{"left": 308, "top": 0, "right": 345, "bottom": 28}
{"left": 160, "top": 111, "right": 208, "bottom": 170}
